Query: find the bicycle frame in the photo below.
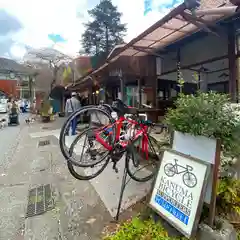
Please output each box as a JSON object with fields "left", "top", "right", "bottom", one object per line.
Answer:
{"left": 95, "top": 115, "right": 150, "bottom": 159}
{"left": 172, "top": 159, "right": 192, "bottom": 174}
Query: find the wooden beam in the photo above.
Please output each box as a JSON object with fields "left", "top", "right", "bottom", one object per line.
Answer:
{"left": 228, "top": 23, "right": 237, "bottom": 101}
{"left": 160, "top": 25, "right": 188, "bottom": 33}
{"left": 161, "top": 55, "right": 228, "bottom": 76}
{"left": 194, "top": 6, "right": 237, "bottom": 16}
{"left": 132, "top": 45, "right": 168, "bottom": 54}
{"left": 138, "top": 78, "right": 142, "bottom": 108}
{"left": 181, "top": 12, "right": 219, "bottom": 37}
{"left": 182, "top": 12, "right": 219, "bottom": 30}
{"left": 131, "top": 46, "right": 164, "bottom": 58}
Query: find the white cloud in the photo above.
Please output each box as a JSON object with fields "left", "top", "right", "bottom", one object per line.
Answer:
{"left": 0, "top": 0, "right": 182, "bottom": 59}
{"left": 115, "top": 0, "right": 179, "bottom": 42}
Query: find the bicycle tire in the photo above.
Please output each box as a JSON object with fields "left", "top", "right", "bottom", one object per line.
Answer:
{"left": 68, "top": 126, "right": 111, "bottom": 167}
{"left": 59, "top": 106, "right": 116, "bottom": 164}
{"left": 67, "top": 157, "right": 110, "bottom": 180}
{"left": 164, "top": 163, "right": 175, "bottom": 177}
{"left": 182, "top": 172, "right": 197, "bottom": 188}
{"left": 126, "top": 135, "right": 166, "bottom": 182}
{"left": 59, "top": 105, "right": 91, "bottom": 161}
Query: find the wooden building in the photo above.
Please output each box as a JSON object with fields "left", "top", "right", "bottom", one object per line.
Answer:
{"left": 70, "top": 0, "right": 240, "bottom": 121}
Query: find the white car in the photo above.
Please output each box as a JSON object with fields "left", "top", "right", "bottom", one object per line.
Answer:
{"left": 0, "top": 99, "right": 8, "bottom": 113}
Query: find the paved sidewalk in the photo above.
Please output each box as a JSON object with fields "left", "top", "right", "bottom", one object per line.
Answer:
{"left": 0, "top": 113, "right": 7, "bottom": 121}
{"left": 0, "top": 121, "right": 111, "bottom": 240}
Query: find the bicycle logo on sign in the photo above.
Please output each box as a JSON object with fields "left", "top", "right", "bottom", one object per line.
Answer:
{"left": 164, "top": 159, "right": 197, "bottom": 188}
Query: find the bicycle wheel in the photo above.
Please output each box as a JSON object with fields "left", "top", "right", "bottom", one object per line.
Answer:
{"left": 67, "top": 159, "right": 110, "bottom": 180}
{"left": 126, "top": 135, "right": 167, "bottom": 182}
{"left": 67, "top": 137, "right": 110, "bottom": 181}
{"left": 182, "top": 172, "right": 197, "bottom": 188}
{"left": 68, "top": 126, "right": 112, "bottom": 167}
{"left": 164, "top": 163, "right": 175, "bottom": 177}
{"left": 59, "top": 106, "right": 115, "bottom": 164}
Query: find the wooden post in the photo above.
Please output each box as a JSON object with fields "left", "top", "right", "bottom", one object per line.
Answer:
{"left": 228, "top": 23, "right": 237, "bottom": 102}
{"left": 176, "top": 49, "right": 182, "bottom": 93}
{"left": 152, "top": 76, "right": 157, "bottom": 108}
{"left": 138, "top": 77, "right": 142, "bottom": 108}
{"left": 208, "top": 139, "right": 221, "bottom": 227}
{"left": 120, "top": 75, "right": 126, "bottom": 102}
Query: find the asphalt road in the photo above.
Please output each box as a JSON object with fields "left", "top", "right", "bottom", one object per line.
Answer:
{"left": 0, "top": 113, "right": 29, "bottom": 169}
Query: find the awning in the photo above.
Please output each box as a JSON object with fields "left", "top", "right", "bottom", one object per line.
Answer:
{"left": 76, "top": 1, "right": 237, "bottom": 84}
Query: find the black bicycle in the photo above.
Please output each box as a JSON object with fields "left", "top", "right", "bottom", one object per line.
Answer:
{"left": 164, "top": 158, "right": 197, "bottom": 188}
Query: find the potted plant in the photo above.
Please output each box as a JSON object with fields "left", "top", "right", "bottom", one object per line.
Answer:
{"left": 165, "top": 91, "right": 240, "bottom": 234}
{"left": 165, "top": 92, "right": 240, "bottom": 159}
{"left": 40, "top": 100, "right": 52, "bottom": 123}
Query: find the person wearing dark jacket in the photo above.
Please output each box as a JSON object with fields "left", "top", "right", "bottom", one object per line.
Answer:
{"left": 65, "top": 92, "right": 81, "bottom": 135}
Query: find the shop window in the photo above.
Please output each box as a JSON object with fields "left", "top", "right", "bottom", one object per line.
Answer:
{"left": 126, "top": 87, "right": 138, "bottom": 107}
{"left": 22, "top": 89, "right": 30, "bottom": 99}
{"left": 208, "top": 81, "right": 228, "bottom": 93}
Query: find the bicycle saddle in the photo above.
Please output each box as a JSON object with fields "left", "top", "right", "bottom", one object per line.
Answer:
{"left": 112, "top": 99, "right": 138, "bottom": 115}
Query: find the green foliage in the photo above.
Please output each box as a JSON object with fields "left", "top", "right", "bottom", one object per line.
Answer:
{"left": 177, "top": 72, "right": 184, "bottom": 93}
{"left": 217, "top": 177, "right": 240, "bottom": 215}
{"left": 103, "top": 217, "right": 187, "bottom": 240}
{"left": 165, "top": 91, "right": 240, "bottom": 157}
{"left": 237, "top": 230, "right": 240, "bottom": 240}
{"left": 81, "top": 0, "right": 127, "bottom": 56}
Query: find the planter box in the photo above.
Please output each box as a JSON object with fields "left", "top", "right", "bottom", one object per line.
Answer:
{"left": 197, "top": 218, "right": 237, "bottom": 240}
{"left": 172, "top": 131, "right": 217, "bottom": 204}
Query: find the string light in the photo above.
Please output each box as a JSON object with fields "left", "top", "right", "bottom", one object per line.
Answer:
{"left": 177, "top": 61, "right": 181, "bottom": 81}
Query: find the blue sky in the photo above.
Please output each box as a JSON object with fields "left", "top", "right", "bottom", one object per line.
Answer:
{"left": 0, "top": 0, "right": 183, "bottom": 59}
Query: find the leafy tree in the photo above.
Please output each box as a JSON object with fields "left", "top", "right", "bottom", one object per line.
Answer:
{"left": 81, "top": 0, "right": 127, "bottom": 58}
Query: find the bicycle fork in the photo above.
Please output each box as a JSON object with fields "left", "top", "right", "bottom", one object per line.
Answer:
{"left": 141, "top": 134, "right": 149, "bottom": 160}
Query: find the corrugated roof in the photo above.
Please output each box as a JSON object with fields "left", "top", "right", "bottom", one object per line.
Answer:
{"left": 74, "top": 0, "right": 236, "bottom": 85}
{"left": 107, "top": 44, "right": 126, "bottom": 59}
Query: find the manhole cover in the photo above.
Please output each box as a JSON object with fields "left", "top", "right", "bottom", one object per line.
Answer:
{"left": 26, "top": 184, "right": 54, "bottom": 218}
{"left": 38, "top": 140, "right": 50, "bottom": 147}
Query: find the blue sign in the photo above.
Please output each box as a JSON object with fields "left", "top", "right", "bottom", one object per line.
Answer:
{"left": 155, "top": 194, "right": 189, "bottom": 225}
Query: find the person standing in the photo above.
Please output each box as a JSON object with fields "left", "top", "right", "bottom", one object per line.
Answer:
{"left": 20, "top": 99, "right": 25, "bottom": 113}
{"left": 65, "top": 92, "right": 81, "bottom": 135}
{"left": 7, "top": 98, "right": 13, "bottom": 113}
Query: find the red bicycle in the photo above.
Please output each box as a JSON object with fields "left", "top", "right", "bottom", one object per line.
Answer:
{"left": 59, "top": 100, "right": 169, "bottom": 182}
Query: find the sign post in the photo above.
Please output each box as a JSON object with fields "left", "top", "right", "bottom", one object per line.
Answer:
{"left": 208, "top": 139, "right": 221, "bottom": 227}
{"left": 171, "top": 131, "right": 221, "bottom": 228}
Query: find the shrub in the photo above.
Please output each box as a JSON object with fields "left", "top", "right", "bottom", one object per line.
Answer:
{"left": 217, "top": 176, "right": 240, "bottom": 215}
{"left": 165, "top": 92, "right": 240, "bottom": 158}
{"left": 103, "top": 217, "right": 187, "bottom": 240}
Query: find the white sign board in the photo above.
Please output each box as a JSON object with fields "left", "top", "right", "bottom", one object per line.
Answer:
{"left": 172, "top": 131, "right": 217, "bottom": 204}
{"left": 149, "top": 150, "right": 209, "bottom": 238}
